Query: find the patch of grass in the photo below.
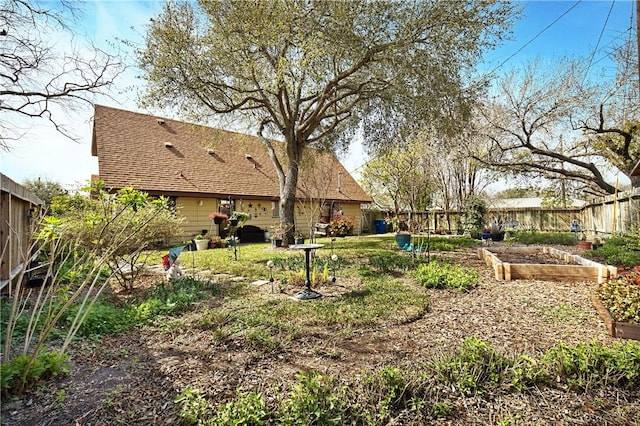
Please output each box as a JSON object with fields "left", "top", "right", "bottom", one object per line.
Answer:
{"left": 414, "top": 261, "right": 479, "bottom": 291}
{"left": 429, "top": 337, "right": 516, "bottom": 395}
{"left": 195, "top": 277, "right": 428, "bottom": 353}
{"left": 431, "top": 400, "right": 455, "bottom": 418}
{"left": 212, "top": 390, "right": 269, "bottom": 426}
{"left": 367, "top": 252, "right": 414, "bottom": 273}
{"left": 72, "top": 276, "right": 221, "bottom": 338}
{"left": 540, "top": 304, "right": 591, "bottom": 325}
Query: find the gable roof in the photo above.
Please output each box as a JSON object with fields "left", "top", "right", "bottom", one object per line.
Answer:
{"left": 632, "top": 160, "right": 640, "bottom": 177}
{"left": 91, "top": 105, "right": 371, "bottom": 203}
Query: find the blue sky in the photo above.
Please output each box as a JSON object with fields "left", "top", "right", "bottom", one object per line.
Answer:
{"left": 1, "top": 0, "right": 636, "bottom": 190}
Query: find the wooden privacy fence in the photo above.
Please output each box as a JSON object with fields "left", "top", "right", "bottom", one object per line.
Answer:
{"left": 364, "top": 188, "right": 640, "bottom": 237}
{"left": 580, "top": 188, "right": 640, "bottom": 236}
{"left": 0, "top": 173, "right": 43, "bottom": 293}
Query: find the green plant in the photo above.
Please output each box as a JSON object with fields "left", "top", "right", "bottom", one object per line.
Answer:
{"left": 368, "top": 252, "right": 414, "bottom": 273}
{"left": 429, "top": 338, "right": 514, "bottom": 395}
{"left": 212, "top": 391, "right": 269, "bottom": 425}
{"left": 414, "top": 261, "right": 479, "bottom": 291}
{"left": 463, "top": 197, "right": 487, "bottom": 236}
{"left": 175, "top": 386, "right": 212, "bottom": 424}
{"left": 278, "top": 370, "right": 346, "bottom": 425}
{"left": 596, "top": 271, "right": 640, "bottom": 323}
{"left": 44, "top": 181, "right": 183, "bottom": 292}
{"left": 431, "top": 401, "right": 455, "bottom": 418}
{"left": 229, "top": 211, "right": 251, "bottom": 227}
{"left": 587, "top": 236, "right": 640, "bottom": 267}
{"left": 1, "top": 350, "right": 70, "bottom": 397}
{"left": 506, "top": 231, "right": 575, "bottom": 245}
{"left": 541, "top": 341, "right": 640, "bottom": 390}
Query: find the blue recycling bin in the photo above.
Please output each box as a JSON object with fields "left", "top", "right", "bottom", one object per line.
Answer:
{"left": 374, "top": 219, "right": 387, "bottom": 234}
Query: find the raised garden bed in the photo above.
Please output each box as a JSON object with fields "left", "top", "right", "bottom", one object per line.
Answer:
{"left": 591, "top": 293, "right": 640, "bottom": 340}
{"left": 477, "top": 246, "right": 616, "bottom": 283}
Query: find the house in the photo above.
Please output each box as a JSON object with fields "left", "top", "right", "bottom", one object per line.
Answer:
{"left": 91, "top": 105, "right": 371, "bottom": 242}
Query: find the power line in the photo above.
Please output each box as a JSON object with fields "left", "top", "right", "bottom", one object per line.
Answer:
{"left": 488, "top": 0, "right": 583, "bottom": 76}
{"left": 582, "top": 0, "right": 615, "bottom": 79}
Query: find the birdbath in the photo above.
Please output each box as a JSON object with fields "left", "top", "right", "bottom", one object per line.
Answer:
{"left": 290, "top": 243, "right": 324, "bottom": 300}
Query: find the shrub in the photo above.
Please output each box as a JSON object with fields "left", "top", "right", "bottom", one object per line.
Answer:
{"left": 414, "top": 261, "right": 479, "bottom": 291}
{"left": 506, "top": 231, "right": 575, "bottom": 245}
{"left": 589, "top": 237, "right": 640, "bottom": 267}
{"left": 328, "top": 215, "right": 355, "bottom": 237}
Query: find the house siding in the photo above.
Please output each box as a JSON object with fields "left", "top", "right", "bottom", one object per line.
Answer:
{"left": 174, "top": 197, "right": 364, "bottom": 242}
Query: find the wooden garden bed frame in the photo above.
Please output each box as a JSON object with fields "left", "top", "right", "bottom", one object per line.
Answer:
{"left": 477, "top": 246, "right": 617, "bottom": 284}
{"left": 477, "top": 245, "right": 638, "bottom": 340}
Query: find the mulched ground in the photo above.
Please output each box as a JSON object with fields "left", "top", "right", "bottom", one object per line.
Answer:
{"left": 2, "top": 244, "right": 638, "bottom": 425}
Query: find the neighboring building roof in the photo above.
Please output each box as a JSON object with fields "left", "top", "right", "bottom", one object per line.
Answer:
{"left": 632, "top": 160, "right": 640, "bottom": 177}
{"left": 489, "top": 197, "right": 586, "bottom": 209}
{"left": 91, "top": 105, "right": 371, "bottom": 203}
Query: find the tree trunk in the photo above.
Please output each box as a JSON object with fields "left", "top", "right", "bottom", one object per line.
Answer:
{"left": 279, "top": 136, "right": 303, "bottom": 247}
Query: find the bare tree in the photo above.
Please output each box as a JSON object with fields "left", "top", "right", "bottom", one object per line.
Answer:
{"left": 476, "top": 58, "right": 618, "bottom": 196}
{"left": 576, "top": 44, "right": 640, "bottom": 187}
{"left": 0, "top": 0, "right": 125, "bottom": 150}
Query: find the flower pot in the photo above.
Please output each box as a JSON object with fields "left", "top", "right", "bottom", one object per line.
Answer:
{"left": 229, "top": 218, "right": 239, "bottom": 227}
{"left": 213, "top": 217, "right": 224, "bottom": 225}
{"left": 195, "top": 239, "right": 209, "bottom": 250}
{"left": 395, "top": 233, "right": 411, "bottom": 249}
{"left": 490, "top": 232, "right": 505, "bottom": 242}
{"left": 294, "top": 238, "right": 305, "bottom": 245}
{"left": 577, "top": 241, "right": 592, "bottom": 251}
{"left": 272, "top": 238, "right": 283, "bottom": 248}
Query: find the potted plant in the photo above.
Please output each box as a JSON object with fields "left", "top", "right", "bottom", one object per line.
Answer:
{"left": 394, "top": 217, "right": 411, "bottom": 249}
{"left": 270, "top": 223, "right": 286, "bottom": 247}
{"left": 194, "top": 233, "right": 210, "bottom": 250}
{"left": 294, "top": 231, "right": 305, "bottom": 245}
{"left": 209, "top": 236, "right": 223, "bottom": 248}
{"left": 229, "top": 211, "right": 250, "bottom": 227}
{"left": 209, "top": 212, "right": 229, "bottom": 225}
{"left": 488, "top": 216, "right": 505, "bottom": 241}
{"left": 577, "top": 233, "right": 592, "bottom": 250}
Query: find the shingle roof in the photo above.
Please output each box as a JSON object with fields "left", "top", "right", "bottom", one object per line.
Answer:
{"left": 91, "top": 105, "right": 371, "bottom": 203}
